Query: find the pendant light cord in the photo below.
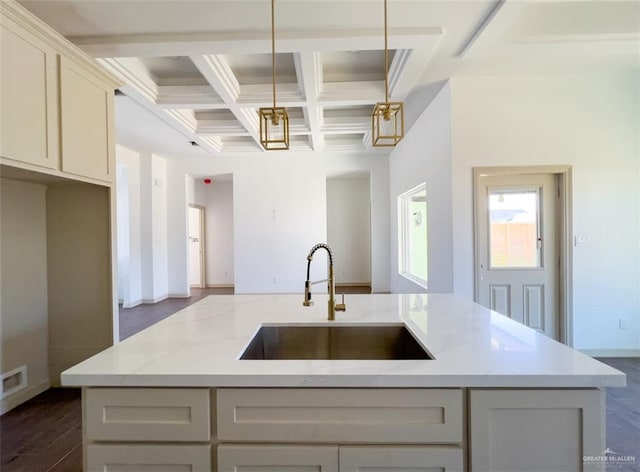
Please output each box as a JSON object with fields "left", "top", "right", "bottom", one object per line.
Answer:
{"left": 271, "top": 0, "right": 276, "bottom": 109}
{"left": 384, "top": 0, "right": 389, "bottom": 103}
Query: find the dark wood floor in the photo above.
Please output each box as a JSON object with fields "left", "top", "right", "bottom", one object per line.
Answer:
{"left": 598, "top": 357, "right": 640, "bottom": 469}
{"left": 1, "top": 388, "right": 82, "bottom": 471}
{"left": 1, "top": 290, "right": 637, "bottom": 471}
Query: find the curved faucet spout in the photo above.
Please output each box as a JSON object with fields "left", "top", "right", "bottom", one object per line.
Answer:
{"left": 303, "top": 243, "right": 346, "bottom": 320}
{"left": 307, "top": 243, "right": 333, "bottom": 263}
{"left": 305, "top": 243, "right": 333, "bottom": 280}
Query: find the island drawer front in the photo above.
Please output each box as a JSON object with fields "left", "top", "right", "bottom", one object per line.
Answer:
{"left": 218, "top": 444, "right": 339, "bottom": 471}
{"left": 85, "top": 387, "right": 211, "bottom": 442}
{"left": 217, "top": 388, "right": 463, "bottom": 444}
{"left": 87, "top": 444, "right": 211, "bottom": 471}
{"left": 340, "top": 445, "right": 464, "bottom": 471}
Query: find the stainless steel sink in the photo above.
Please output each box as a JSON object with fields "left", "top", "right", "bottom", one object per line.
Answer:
{"left": 240, "top": 324, "right": 433, "bottom": 360}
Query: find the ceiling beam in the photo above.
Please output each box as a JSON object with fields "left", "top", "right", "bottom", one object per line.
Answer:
{"left": 99, "top": 59, "right": 221, "bottom": 153}
{"left": 457, "top": 0, "right": 528, "bottom": 58}
{"left": 74, "top": 28, "right": 442, "bottom": 58}
{"left": 156, "top": 85, "right": 224, "bottom": 109}
{"left": 190, "top": 54, "right": 263, "bottom": 149}
{"left": 294, "top": 52, "right": 324, "bottom": 151}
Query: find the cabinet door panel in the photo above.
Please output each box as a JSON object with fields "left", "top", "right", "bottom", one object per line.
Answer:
{"left": 0, "top": 18, "right": 58, "bottom": 168}
{"left": 340, "top": 446, "right": 463, "bottom": 472}
{"left": 59, "top": 56, "right": 113, "bottom": 182}
{"left": 85, "top": 388, "right": 211, "bottom": 442}
{"left": 218, "top": 445, "right": 339, "bottom": 472}
{"left": 86, "top": 444, "right": 211, "bottom": 472}
{"left": 469, "top": 389, "right": 604, "bottom": 472}
{"left": 218, "top": 388, "right": 463, "bottom": 444}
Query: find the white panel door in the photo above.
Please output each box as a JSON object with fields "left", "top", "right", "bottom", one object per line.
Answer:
{"left": 476, "top": 173, "right": 559, "bottom": 339}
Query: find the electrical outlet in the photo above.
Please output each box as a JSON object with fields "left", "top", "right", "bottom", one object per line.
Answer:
{"left": 273, "top": 276, "right": 277, "bottom": 284}
{"left": 618, "top": 318, "right": 628, "bottom": 331}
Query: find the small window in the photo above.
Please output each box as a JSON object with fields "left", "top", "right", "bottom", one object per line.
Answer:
{"left": 398, "top": 183, "right": 428, "bottom": 288}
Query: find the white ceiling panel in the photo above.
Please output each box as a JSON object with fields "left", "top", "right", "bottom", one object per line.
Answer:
{"left": 18, "top": 0, "right": 639, "bottom": 157}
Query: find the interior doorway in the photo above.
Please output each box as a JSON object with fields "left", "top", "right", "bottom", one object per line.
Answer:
{"left": 473, "top": 166, "right": 573, "bottom": 344}
{"left": 188, "top": 205, "right": 206, "bottom": 288}
{"left": 326, "top": 172, "right": 372, "bottom": 290}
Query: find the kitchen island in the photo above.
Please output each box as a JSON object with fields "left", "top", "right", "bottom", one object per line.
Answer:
{"left": 62, "top": 294, "right": 625, "bottom": 471}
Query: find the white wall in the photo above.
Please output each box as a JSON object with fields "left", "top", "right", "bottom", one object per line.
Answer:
{"left": 165, "top": 153, "right": 390, "bottom": 295}
{"left": 450, "top": 73, "right": 640, "bottom": 352}
{"left": 233, "top": 160, "right": 327, "bottom": 293}
{"left": 116, "top": 163, "right": 130, "bottom": 303}
{"left": 389, "top": 82, "right": 454, "bottom": 294}
{"left": 327, "top": 176, "right": 371, "bottom": 285}
{"left": 139, "top": 152, "right": 170, "bottom": 301}
{"left": 116, "top": 144, "right": 142, "bottom": 307}
{"left": 150, "top": 154, "right": 169, "bottom": 298}
{"left": 0, "top": 179, "right": 49, "bottom": 413}
{"left": 188, "top": 177, "right": 235, "bottom": 287}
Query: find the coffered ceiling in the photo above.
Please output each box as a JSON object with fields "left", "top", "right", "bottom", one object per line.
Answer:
{"left": 19, "top": 0, "right": 640, "bottom": 157}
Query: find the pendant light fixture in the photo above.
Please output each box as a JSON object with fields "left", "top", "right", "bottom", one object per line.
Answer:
{"left": 371, "top": 0, "right": 404, "bottom": 147}
{"left": 259, "top": 0, "right": 289, "bottom": 150}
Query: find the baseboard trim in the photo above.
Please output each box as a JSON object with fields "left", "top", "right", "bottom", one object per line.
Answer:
{"left": 336, "top": 283, "right": 371, "bottom": 287}
{"left": 0, "top": 379, "right": 50, "bottom": 415}
{"left": 141, "top": 295, "right": 168, "bottom": 304}
{"left": 206, "top": 284, "right": 234, "bottom": 288}
{"left": 580, "top": 349, "right": 640, "bottom": 358}
{"left": 168, "top": 293, "right": 191, "bottom": 299}
{"left": 122, "top": 299, "right": 143, "bottom": 308}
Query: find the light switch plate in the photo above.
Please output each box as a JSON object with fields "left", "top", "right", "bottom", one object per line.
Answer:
{"left": 574, "top": 235, "right": 592, "bottom": 247}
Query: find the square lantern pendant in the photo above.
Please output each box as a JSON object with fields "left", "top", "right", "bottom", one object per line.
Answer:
{"left": 259, "top": 107, "right": 289, "bottom": 150}
{"left": 372, "top": 101, "right": 404, "bottom": 147}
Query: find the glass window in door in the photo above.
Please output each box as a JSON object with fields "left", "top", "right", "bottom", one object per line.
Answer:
{"left": 488, "top": 187, "right": 541, "bottom": 269}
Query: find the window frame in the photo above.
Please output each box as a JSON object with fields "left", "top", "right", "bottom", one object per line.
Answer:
{"left": 398, "top": 182, "right": 428, "bottom": 289}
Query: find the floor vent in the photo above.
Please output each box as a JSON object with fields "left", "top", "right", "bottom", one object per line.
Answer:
{"left": 2, "top": 365, "right": 27, "bottom": 398}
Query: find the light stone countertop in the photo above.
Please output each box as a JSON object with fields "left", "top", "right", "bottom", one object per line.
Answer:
{"left": 61, "top": 294, "right": 626, "bottom": 388}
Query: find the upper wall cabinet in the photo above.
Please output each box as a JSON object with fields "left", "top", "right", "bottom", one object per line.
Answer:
{"left": 0, "top": 15, "right": 59, "bottom": 169}
{"left": 0, "top": 1, "right": 119, "bottom": 185}
{"left": 59, "top": 57, "right": 115, "bottom": 182}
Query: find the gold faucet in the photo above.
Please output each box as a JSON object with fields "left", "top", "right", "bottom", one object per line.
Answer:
{"left": 303, "top": 243, "right": 346, "bottom": 320}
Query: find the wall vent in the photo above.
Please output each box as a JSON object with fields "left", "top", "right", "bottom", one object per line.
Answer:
{"left": 2, "top": 365, "right": 28, "bottom": 398}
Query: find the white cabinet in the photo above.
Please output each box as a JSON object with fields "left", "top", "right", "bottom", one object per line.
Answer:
{"left": 340, "top": 446, "right": 463, "bottom": 471}
{"left": 81, "top": 387, "right": 607, "bottom": 471}
{"left": 0, "top": 1, "right": 118, "bottom": 184}
{"left": 85, "top": 388, "right": 211, "bottom": 442}
{"left": 218, "top": 445, "right": 339, "bottom": 472}
{"left": 218, "top": 445, "right": 463, "bottom": 472}
{"left": 83, "top": 388, "right": 213, "bottom": 471}
{"left": 87, "top": 444, "right": 212, "bottom": 471}
{"left": 469, "top": 389, "right": 604, "bottom": 472}
{"left": 217, "top": 388, "right": 464, "bottom": 472}
{"left": 59, "top": 56, "right": 114, "bottom": 182}
{"left": 217, "top": 388, "right": 463, "bottom": 444}
{"left": 0, "top": 13, "right": 58, "bottom": 169}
